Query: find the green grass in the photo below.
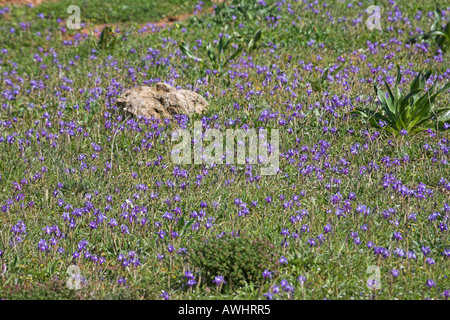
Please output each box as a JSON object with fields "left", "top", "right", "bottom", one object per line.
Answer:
{"left": 0, "top": 0, "right": 449, "bottom": 300}
{"left": 18, "top": 0, "right": 210, "bottom": 24}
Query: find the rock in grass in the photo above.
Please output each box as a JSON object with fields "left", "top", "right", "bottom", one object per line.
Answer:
{"left": 116, "top": 83, "right": 208, "bottom": 119}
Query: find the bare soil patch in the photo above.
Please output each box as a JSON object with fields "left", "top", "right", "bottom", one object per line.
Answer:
{"left": 63, "top": 6, "right": 217, "bottom": 40}
{"left": 0, "top": 0, "right": 56, "bottom": 6}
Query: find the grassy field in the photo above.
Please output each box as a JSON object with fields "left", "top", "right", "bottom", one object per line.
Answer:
{"left": 0, "top": 0, "right": 449, "bottom": 300}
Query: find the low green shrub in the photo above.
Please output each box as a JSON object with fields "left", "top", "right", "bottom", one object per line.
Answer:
{"left": 2, "top": 279, "right": 83, "bottom": 300}
{"left": 188, "top": 233, "right": 276, "bottom": 288}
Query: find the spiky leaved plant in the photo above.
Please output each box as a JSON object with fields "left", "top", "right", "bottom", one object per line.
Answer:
{"left": 352, "top": 65, "right": 450, "bottom": 136}
{"left": 408, "top": 7, "right": 450, "bottom": 52}
{"left": 179, "top": 26, "right": 261, "bottom": 79}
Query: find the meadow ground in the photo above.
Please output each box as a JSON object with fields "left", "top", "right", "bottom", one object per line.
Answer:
{"left": 0, "top": 0, "right": 449, "bottom": 300}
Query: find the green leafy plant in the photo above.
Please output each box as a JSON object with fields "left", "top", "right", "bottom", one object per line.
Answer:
{"left": 180, "top": 28, "right": 261, "bottom": 78}
{"left": 310, "top": 63, "right": 346, "bottom": 92}
{"left": 98, "top": 26, "right": 119, "bottom": 51}
{"left": 212, "top": 0, "right": 277, "bottom": 25}
{"left": 2, "top": 279, "right": 83, "bottom": 300}
{"left": 180, "top": 38, "right": 241, "bottom": 78}
{"left": 408, "top": 7, "right": 450, "bottom": 52}
{"left": 352, "top": 65, "right": 450, "bottom": 136}
{"left": 188, "top": 233, "right": 277, "bottom": 288}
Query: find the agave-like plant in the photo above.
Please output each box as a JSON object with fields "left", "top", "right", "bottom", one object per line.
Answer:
{"left": 180, "top": 38, "right": 242, "bottom": 79}
{"left": 352, "top": 65, "right": 450, "bottom": 136}
{"left": 408, "top": 7, "right": 450, "bottom": 52}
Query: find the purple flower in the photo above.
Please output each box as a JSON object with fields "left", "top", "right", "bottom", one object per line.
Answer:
{"left": 408, "top": 213, "right": 417, "bottom": 221}
{"left": 160, "top": 291, "right": 170, "bottom": 300}
{"left": 426, "top": 279, "right": 436, "bottom": 288}
{"left": 297, "top": 275, "right": 306, "bottom": 284}
{"left": 120, "top": 224, "right": 130, "bottom": 235}
{"left": 392, "top": 231, "right": 403, "bottom": 241}
{"left": 108, "top": 218, "right": 118, "bottom": 227}
{"left": 262, "top": 269, "right": 272, "bottom": 279}
{"left": 212, "top": 275, "right": 226, "bottom": 285}
{"left": 184, "top": 270, "right": 195, "bottom": 280}
{"left": 442, "top": 249, "right": 450, "bottom": 258}
{"left": 442, "top": 290, "right": 450, "bottom": 300}
{"left": 187, "top": 279, "right": 197, "bottom": 287}
{"left": 391, "top": 269, "right": 400, "bottom": 277}
{"left": 421, "top": 246, "right": 431, "bottom": 256}
{"left": 407, "top": 251, "right": 417, "bottom": 260}
{"left": 278, "top": 256, "right": 288, "bottom": 264}
{"left": 263, "top": 292, "right": 273, "bottom": 300}
{"left": 38, "top": 239, "right": 48, "bottom": 252}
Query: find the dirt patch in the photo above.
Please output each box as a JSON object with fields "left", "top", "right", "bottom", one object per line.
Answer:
{"left": 0, "top": 0, "right": 56, "bottom": 6}
{"left": 2, "top": 0, "right": 224, "bottom": 41}
{"left": 62, "top": 6, "right": 217, "bottom": 41}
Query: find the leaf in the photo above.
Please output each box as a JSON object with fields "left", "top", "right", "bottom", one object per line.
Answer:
{"left": 254, "top": 29, "right": 262, "bottom": 43}
{"left": 247, "top": 30, "right": 262, "bottom": 52}
{"left": 218, "top": 36, "right": 224, "bottom": 58}
{"left": 410, "top": 71, "right": 423, "bottom": 91}
{"left": 321, "top": 68, "right": 329, "bottom": 84}
{"left": 435, "top": 7, "right": 443, "bottom": 25}
{"left": 222, "top": 37, "right": 232, "bottom": 52}
{"left": 224, "top": 46, "right": 243, "bottom": 66}
{"left": 376, "top": 88, "right": 396, "bottom": 121}
{"left": 181, "top": 218, "right": 195, "bottom": 236}
{"left": 368, "top": 117, "right": 381, "bottom": 128}
{"left": 422, "top": 69, "right": 433, "bottom": 84}
{"left": 395, "top": 64, "right": 402, "bottom": 88}
{"left": 444, "top": 22, "right": 450, "bottom": 40}
{"left": 384, "top": 126, "right": 398, "bottom": 136}
{"left": 180, "top": 42, "right": 203, "bottom": 62}
{"left": 435, "top": 82, "right": 450, "bottom": 95}
{"left": 330, "top": 63, "right": 345, "bottom": 76}
{"left": 206, "top": 42, "right": 216, "bottom": 65}
{"left": 350, "top": 108, "right": 370, "bottom": 118}
{"left": 438, "top": 109, "right": 450, "bottom": 122}
{"left": 424, "top": 30, "right": 448, "bottom": 40}
{"left": 427, "top": 75, "right": 440, "bottom": 95}
{"left": 397, "top": 88, "right": 421, "bottom": 109}
{"left": 406, "top": 35, "right": 422, "bottom": 44}
{"left": 176, "top": 216, "right": 185, "bottom": 231}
